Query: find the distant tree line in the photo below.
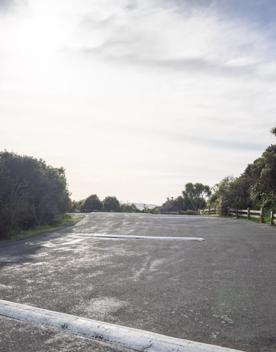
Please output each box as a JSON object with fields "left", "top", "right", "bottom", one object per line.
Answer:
{"left": 160, "top": 182, "right": 211, "bottom": 214}
{"left": 71, "top": 194, "right": 140, "bottom": 213}
{"left": 0, "top": 151, "right": 71, "bottom": 239}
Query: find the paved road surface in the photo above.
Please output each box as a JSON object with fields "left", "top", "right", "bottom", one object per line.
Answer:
{"left": 0, "top": 213, "right": 275, "bottom": 351}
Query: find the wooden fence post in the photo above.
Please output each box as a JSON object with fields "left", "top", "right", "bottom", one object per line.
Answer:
{"left": 236, "top": 209, "right": 239, "bottom": 219}
{"left": 247, "top": 207, "right": 250, "bottom": 219}
{"left": 260, "top": 207, "right": 264, "bottom": 223}
{"left": 208, "top": 206, "right": 210, "bottom": 215}
{"left": 270, "top": 210, "right": 275, "bottom": 225}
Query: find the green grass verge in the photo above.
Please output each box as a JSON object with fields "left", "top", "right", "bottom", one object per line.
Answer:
{"left": 213, "top": 209, "right": 274, "bottom": 225}
{"left": 10, "top": 214, "right": 83, "bottom": 241}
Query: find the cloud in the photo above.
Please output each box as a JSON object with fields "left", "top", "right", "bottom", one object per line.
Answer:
{"left": 1, "top": 0, "right": 276, "bottom": 202}
{"left": 161, "top": 0, "right": 276, "bottom": 26}
{"left": 80, "top": 50, "right": 262, "bottom": 79}
{"left": 0, "top": 0, "right": 24, "bottom": 12}
{"left": 92, "top": 120, "right": 266, "bottom": 152}
{"left": 0, "top": 0, "right": 13, "bottom": 11}
{"left": 74, "top": 0, "right": 276, "bottom": 81}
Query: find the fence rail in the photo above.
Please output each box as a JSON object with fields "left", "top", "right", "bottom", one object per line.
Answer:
{"left": 200, "top": 208, "right": 216, "bottom": 215}
{"left": 201, "top": 206, "right": 276, "bottom": 225}
{"left": 228, "top": 208, "right": 264, "bottom": 223}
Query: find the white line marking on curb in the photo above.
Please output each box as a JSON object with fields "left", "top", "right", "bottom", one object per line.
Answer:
{"left": 0, "top": 299, "right": 243, "bottom": 352}
{"left": 76, "top": 233, "right": 205, "bottom": 241}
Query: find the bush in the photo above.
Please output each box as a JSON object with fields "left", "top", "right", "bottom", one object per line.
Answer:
{"left": 0, "top": 151, "right": 71, "bottom": 239}
{"left": 103, "top": 196, "right": 121, "bottom": 212}
{"left": 82, "top": 194, "right": 103, "bottom": 212}
{"left": 180, "top": 210, "right": 199, "bottom": 215}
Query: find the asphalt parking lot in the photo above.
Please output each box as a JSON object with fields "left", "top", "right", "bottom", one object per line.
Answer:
{"left": 0, "top": 213, "right": 276, "bottom": 351}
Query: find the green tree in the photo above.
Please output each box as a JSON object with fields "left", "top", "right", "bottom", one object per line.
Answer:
{"left": 182, "top": 182, "right": 210, "bottom": 210}
{"left": 0, "top": 151, "right": 70, "bottom": 238}
{"left": 243, "top": 146, "right": 276, "bottom": 208}
{"left": 160, "top": 196, "right": 183, "bottom": 213}
{"left": 209, "top": 176, "right": 250, "bottom": 214}
{"left": 210, "top": 127, "right": 276, "bottom": 212}
{"left": 120, "top": 203, "right": 140, "bottom": 213}
{"left": 82, "top": 194, "right": 103, "bottom": 212}
{"left": 103, "top": 196, "right": 121, "bottom": 212}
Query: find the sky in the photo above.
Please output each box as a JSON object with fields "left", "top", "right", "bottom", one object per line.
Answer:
{"left": 0, "top": 0, "right": 276, "bottom": 205}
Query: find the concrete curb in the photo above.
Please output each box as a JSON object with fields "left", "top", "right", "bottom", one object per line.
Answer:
{"left": 0, "top": 299, "right": 244, "bottom": 352}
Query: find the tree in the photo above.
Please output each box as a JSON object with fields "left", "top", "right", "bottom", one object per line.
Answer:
{"left": 243, "top": 145, "right": 276, "bottom": 208}
{"left": 0, "top": 151, "right": 70, "bottom": 238}
{"left": 103, "top": 196, "right": 121, "bottom": 212}
{"left": 210, "top": 127, "right": 276, "bottom": 212}
{"left": 209, "top": 176, "right": 250, "bottom": 214}
{"left": 182, "top": 183, "right": 210, "bottom": 210}
{"left": 82, "top": 194, "right": 102, "bottom": 212}
{"left": 160, "top": 196, "right": 183, "bottom": 213}
{"left": 120, "top": 203, "right": 140, "bottom": 213}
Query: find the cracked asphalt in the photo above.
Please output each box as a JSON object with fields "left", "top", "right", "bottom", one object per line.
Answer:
{"left": 0, "top": 212, "right": 276, "bottom": 351}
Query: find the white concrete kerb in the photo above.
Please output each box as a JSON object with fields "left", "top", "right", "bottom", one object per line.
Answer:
{"left": 0, "top": 299, "right": 244, "bottom": 352}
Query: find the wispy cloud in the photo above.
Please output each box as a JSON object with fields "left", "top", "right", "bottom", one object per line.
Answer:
{"left": 92, "top": 119, "right": 266, "bottom": 152}
{"left": 74, "top": 0, "right": 276, "bottom": 82}
{"left": 1, "top": 0, "right": 276, "bottom": 203}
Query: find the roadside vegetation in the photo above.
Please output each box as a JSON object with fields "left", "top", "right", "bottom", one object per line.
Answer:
{"left": 11, "top": 214, "right": 82, "bottom": 241}
{"left": 159, "top": 183, "right": 210, "bottom": 214}
{"left": 159, "top": 127, "right": 276, "bottom": 219}
{"left": 0, "top": 152, "right": 71, "bottom": 240}
{"left": 71, "top": 194, "right": 140, "bottom": 213}
{"left": 1, "top": 127, "right": 276, "bottom": 239}
{"left": 208, "top": 128, "right": 276, "bottom": 216}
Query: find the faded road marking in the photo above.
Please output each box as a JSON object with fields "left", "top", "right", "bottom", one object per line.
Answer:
{"left": 76, "top": 233, "right": 205, "bottom": 241}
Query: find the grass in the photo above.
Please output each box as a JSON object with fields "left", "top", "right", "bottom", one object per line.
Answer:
{"left": 10, "top": 214, "right": 83, "bottom": 241}
{"left": 219, "top": 209, "right": 274, "bottom": 226}
{"left": 179, "top": 210, "right": 200, "bottom": 215}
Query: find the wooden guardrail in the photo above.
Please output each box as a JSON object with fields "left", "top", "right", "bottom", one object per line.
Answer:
{"left": 270, "top": 210, "right": 276, "bottom": 225}
{"left": 201, "top": 206, "right": 276, "bottom": 225}
{"left": 228, "top": 207, "right": 264, "bottom": 223}
{"left": 200, "top": 207, "right": 216, "bottom": 215}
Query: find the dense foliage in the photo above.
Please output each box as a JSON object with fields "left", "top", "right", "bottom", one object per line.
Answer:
{"left": 120, "top": 203, "right": 140, "bottom": 213}
{"left": 102, "top": 196, "right": 121, "bottom": 212}
{"left": 160, "top": 128, "right": 276, "bottom": 215}
{"left": 160, "top": 183, "right": 210, "bottom": 213}
{"left": 83, "top": 194, "right": 103, "bottom": 212}
{"left": 0, "top": 152, "right": 71, "bottom": 239}
{"left": 209, "top": 128, "right": 276, "bottom": 213}
{"left": 73, "top": 194, "right": 140, "bottom": 213}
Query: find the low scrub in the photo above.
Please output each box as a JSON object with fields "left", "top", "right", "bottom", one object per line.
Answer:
{"left": 0, "top": 152, "right": 71, "bottom": 239}
{"left": 180, "top": 210, "right": 199, "bottom": 215}
{"left": 10, "top": 214, "right": 82, "bottom": 241}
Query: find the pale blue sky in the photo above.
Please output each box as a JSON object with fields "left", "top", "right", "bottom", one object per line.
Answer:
{"left": 0, "top": 0, "right": 275, "bottom": 204}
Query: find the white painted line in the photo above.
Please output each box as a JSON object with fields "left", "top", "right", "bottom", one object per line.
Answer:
{"left": 0, "top": 299, "right": 243, "bottom": 352}
{"left": 77, "top": 233, "right": 205, "bottom": 241}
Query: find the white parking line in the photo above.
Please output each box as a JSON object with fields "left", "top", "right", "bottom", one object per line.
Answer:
{"left": 0, "top": 299, "right": 243, "bottom": 352}
{"left": 76, "top": 233, "right": 205, "bottom": 241}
